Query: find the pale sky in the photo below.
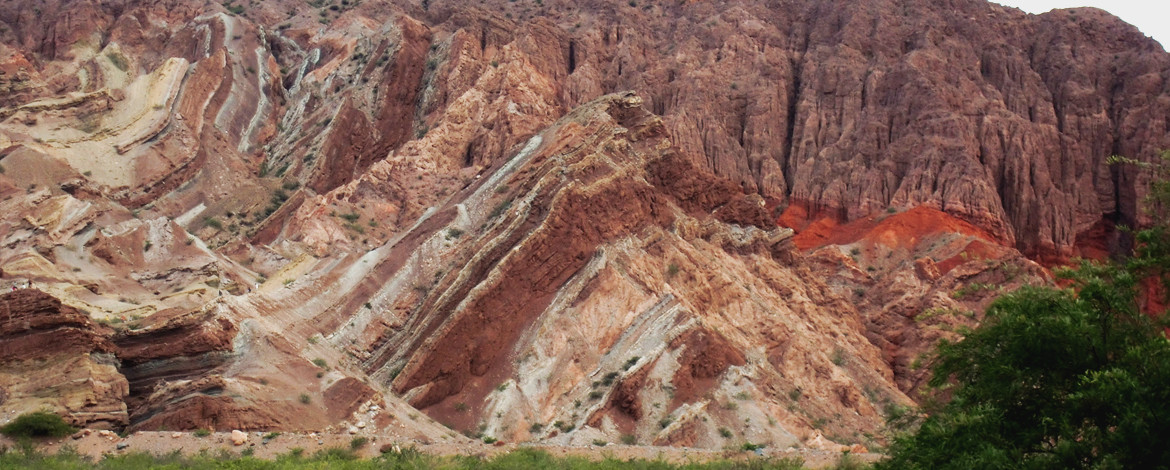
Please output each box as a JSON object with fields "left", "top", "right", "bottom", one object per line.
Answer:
{"left": 995, "top": 0, "right": 1168, "bottom": 50}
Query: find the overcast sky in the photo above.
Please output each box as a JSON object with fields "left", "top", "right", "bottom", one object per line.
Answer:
{"left": 994, "top": 0, "right": 1168, "bottom": 49}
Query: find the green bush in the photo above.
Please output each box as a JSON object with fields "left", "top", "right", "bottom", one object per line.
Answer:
{"left": 0, "top": 412, "right": 74, "bottom": 439}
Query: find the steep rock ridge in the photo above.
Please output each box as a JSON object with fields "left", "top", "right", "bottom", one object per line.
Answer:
{"left": 0, "top": 289, "right": 128, "bottom": 428}
{"left": 325, "top": 93, "right": 913, "bottom": 447}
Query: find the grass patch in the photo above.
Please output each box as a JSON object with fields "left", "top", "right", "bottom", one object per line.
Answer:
{"left": 0, "top": 444, "right": 811, "bottom": 469}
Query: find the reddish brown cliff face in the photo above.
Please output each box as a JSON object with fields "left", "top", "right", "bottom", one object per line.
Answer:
{"left": 0, "top": 289, "right": 128, "bottom": 428}
{"left": 0, "top": 0, "right": 1165, "bottom": 450}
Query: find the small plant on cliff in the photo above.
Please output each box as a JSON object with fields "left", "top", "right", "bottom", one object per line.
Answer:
{"left": 831, "top": 347, "right": 846, "bottom": 366}
{"left": 312, "top": 358, "right": 328, "bottom": 368}
{"left": 0, "top": 412, "right": 74, "bottom": 439}
{"left": 489, "top": 199, "right": 513, "bottom": 219}
{"left": 349, "top": 436, "right": 368, "bottom": 449}
{"left": 950, "top": 282, "right": 995, "bottom": 300}
{"left": 623, "top": 356, "right": 640, "bottom": 370}
{"left": 299, "top": 394, "right": 312, "bottom": 404}
{"left": 718, "top": 427, "right": 733, "bottom": 438}
{"left": 193, "top": 429, "right": 211, "bottom": 437}
{"left": 621, "top": 433, "right": 637, "bottom": 445}
{"left": 105, "top": 52, "right": 129, "bottom": 72}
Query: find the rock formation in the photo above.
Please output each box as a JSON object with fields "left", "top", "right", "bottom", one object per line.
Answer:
{"left": 0, "top": 0, "right": 1165, "bottom": 451}
{"left": 0, "top": 289, "right": 128, "bottom": 428}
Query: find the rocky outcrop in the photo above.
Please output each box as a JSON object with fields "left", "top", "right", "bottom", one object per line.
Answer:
{"left": 0, "top": 289, "right": 128, "bottom": 428}
{"left": 323, "top": 92, "right": 907, "bottom": 447}
{"left": 0, "top": 0, "right": 1166, "bottom": 451}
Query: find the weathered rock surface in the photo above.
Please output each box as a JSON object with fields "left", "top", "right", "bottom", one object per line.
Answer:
{"left": 0, "top": 0, "right": 1165, "bottom": 451}
{"left": 0, "top": 289, "right": 128, "bottom": 428}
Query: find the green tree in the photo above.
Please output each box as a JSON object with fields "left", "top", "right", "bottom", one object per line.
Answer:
{"left": 879, "top": 154, "right": 1170, "bottom": 469}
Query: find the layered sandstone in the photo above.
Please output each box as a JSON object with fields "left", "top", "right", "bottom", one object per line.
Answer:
{"left": 0, "top": 0, "right": 1165, "bottom": 452}
{"left": 0, "top": 289, "right": 128, "bottom": 428}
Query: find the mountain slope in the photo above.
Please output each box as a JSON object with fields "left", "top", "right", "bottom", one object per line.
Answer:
{"left": 0, "top": 0, "right": 1165, "bottom": 451}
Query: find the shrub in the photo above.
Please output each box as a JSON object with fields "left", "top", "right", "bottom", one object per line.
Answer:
{"left": 831, "top": 347, "right": 846, "bottom": 366}
{"left": 0, "top": 412, "right": 74, "bottom": 439}
{"left": 106, "top": 52, "right": 129, "bottom": 72}
{"left": 620, "top": 433, "right": 637, "bottom": 445}
{"left": 623, "top": 356, "right": 640, "bottom": 370}
{"left": 194, "top": 428, "right": 211, "bottom": 437}
{"left": 718, "top": 427, "right": 733, "bottom": 438}
{"left": 312, "top": 358, "right": 327, "bottom": 368}
{"left": 489, "top": 199, "right": 513, "bottom": 219}
{"left": 349, "top": 436, "right": 368, "bottom": 449}
{"left": 299, "top": 394, "right": 311, "bottom": 404}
